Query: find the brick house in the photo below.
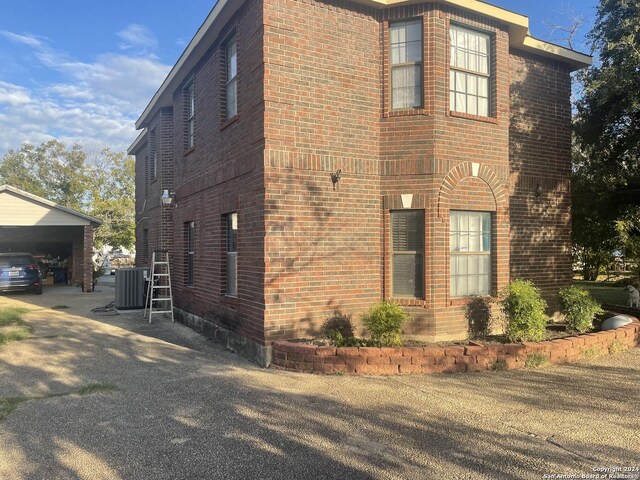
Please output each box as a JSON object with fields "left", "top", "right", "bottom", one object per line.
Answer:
{"left": 129, "top": 0, "right": 590, "bottom": 366}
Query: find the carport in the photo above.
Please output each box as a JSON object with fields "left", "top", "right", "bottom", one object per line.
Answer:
{"left": 0, "top": 185, "right": 101, "bottom": 292}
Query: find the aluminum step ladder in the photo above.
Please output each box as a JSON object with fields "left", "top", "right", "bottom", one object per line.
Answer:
{"left": 145, "top": 250, "right": 174, "bottom": 324}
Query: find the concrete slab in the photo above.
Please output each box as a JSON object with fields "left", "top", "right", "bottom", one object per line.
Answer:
{"left": 0, "top": 288, "right": 639, "bottom": 479}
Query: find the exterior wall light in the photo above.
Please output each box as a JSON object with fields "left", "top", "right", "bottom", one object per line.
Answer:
{"left": 330, "top": 169, "right": 342, "bottom": 190}
{"left": 161, "top": 189, "right": 176, "bottom": 206}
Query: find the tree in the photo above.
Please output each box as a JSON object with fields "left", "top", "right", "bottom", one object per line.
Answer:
{"left": 574, "top": 0, "right": 640, "bottom": 212}
{"left": 0, "top": 141, "right": 135, "bottom": 250}
{"left": 87, "top": 150, "right": 136, "bottom": 250}
{"left": 0, "top": 140, "right": 89, "bottom": 210}
{"left": 542, "top": 5, "right": 585, "bottom": 50}
{"left": 572, "top": 153, "right": 618, "bottom": 280}
{"left": 572, "top": 0, "right": 640, "bottom": 278}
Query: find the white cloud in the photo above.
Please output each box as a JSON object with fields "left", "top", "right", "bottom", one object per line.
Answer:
{"left": 117, "top": 24, "right": 158, "bottom": 54}
{"left": 0, "top": 27, "right": 170, "bottom": 156}
{"left": 45, "top": 84, "right": 94, "bottom": 101}
{"left": 0, "top": 30, "right": 46, "bottom": 49}
{"left": 0, "top": 81, "right": 32, "bottom": 106}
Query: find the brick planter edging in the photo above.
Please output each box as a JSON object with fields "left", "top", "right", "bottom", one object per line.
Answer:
{"left": 271, "top": 319, "right": 640, "bottom": 375}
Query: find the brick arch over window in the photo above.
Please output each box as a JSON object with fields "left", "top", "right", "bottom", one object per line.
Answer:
{"left": 434, "top": 162, "right": 510, "bottom": 306}
{"left": 437, "top": 162, "right": 507, "bottom": 218}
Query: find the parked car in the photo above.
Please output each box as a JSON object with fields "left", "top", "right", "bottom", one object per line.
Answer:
{"left": 0, "top": 252, "right": 43, "bottom": 294}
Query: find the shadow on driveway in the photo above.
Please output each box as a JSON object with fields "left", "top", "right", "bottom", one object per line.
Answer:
{"left": 0, "top": 288, "right": 639, "bottom": 479}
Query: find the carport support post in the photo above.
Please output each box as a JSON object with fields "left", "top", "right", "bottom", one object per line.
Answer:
{"left": 82, "top": 225, "right": 94, "bottom": 292}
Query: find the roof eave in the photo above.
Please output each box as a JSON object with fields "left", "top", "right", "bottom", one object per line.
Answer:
{"left": 136, "top": 0, "right": 235, "bottom": 129}
{"left": 134, "top": 0, "right": 590, "bottom": 130}
{"left": 518, "top": 36, "right": 592, "bottom": 70}
{"left": 127, "top": 128, "right": 148, "bottom": 155}
{"left": 0, "top": 185, "right": 103, "bottom": 227}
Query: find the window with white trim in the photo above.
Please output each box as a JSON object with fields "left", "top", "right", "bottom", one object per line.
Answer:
{"left": 390, "top": 19, "right": 423, "bottom": 110}
{"left": 391, "top": 210, "right": 424, "bottom": 298}
{"left": 225, "top": 212, "right": 238, "bottom": 297}
{"left": 225, "top": 36, "right": 238, "bottom": 119}
{"left": 450, "top": 211, "right": 491, "bottom": 296}
{"left": 185, "top": 221, "right": 195, "bottom": 286}
{"left": 449, "top": 25, "right": 490, "bottom": 116}
{"left": 149, "top": 128, "right": 157, "bottom": 179}
{"left": 184, "top": 81, "right": 195, "bottom": 149}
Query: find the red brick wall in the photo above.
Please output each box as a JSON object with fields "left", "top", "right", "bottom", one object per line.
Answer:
{"left": 133, "top": 0, "right": 577, "bottom": 352}
{"left": 379, "top": 5, "right": 511, "bottom": 340}
{"left": 508, "top": 51, "right": 573, "bottom": 313}
{"left": 261, "top": 0, "right": 519, "bottom": 341}
{"left": 272, "top": 320, "right": 640, "bottom": 374}
{"left": 134, "top": 105, "right": 175, "bottom": 265}
{"left": 82, "top": 225, "right": 94, "bottom": 292}
{"left": 134, "top": 138, "right": 149, "bottom": 268}
{"left": 168, "top": 0, "right": 266, "bottom": 346}
{"left": 263, "top": 0, "right": 382, "bottom": 340}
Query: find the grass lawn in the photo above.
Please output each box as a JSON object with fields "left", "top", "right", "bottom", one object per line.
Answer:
{"left": 0, "top": 307, "right": 32, "bottom": 345}
{"left": 574, "top": 281, "right": 629, "bottom": 306}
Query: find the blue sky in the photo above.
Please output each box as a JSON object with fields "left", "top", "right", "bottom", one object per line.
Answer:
{"left": 0, "top": 0, "right": 597, "bottom": 157}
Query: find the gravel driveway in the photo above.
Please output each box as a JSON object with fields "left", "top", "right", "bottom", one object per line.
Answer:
{"left": 0, "top": 285, "right": 638, "bottom": 480}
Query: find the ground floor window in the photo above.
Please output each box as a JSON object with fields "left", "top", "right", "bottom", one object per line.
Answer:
{"left": 185, "top": 221, "right": 195, "bottom": 286}
{"left": 450, "top": 211, "right": 491, "bottom": 296}
{"left": 225, "top": 212, "right": 238, "bottom": 297}
{"left": 142, "top": 229, "right": 149, "bottom": 263}
{"left": 391, "top": 210, "right": 424, "bottom": 298}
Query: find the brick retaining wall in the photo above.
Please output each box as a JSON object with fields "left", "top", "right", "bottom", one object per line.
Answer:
{"left": 271, "top": 320, "right": 640, "bottom": 375}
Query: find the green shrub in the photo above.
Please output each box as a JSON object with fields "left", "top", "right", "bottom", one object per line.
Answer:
{"left": 558, "top": 285, "right": 604, "bottom": 333}
{"left": 326, "top": 330, "right": 366, "bottom": 347}
{"left": 321, "top": 312, "right": 354, "bottom": 346}
{"left": 361, "top": 301, "right": 409, "bottom": 347}
{"left": 500, "top": 279, "right": 548, "bottom": 342}
{"left": 466, "top": 297, "right": 493, "bottom": 338}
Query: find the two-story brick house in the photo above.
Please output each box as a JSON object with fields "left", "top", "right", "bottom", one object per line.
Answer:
{"left": 129, "top": 0, "right": 590, "bottom": 366}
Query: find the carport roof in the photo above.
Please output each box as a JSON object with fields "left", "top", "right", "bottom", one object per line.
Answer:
{"left": 0, "top": 185, "right": 102, "bottom": 227}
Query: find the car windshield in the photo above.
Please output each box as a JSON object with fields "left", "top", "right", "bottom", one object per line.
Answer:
{"left": 0, "top": 256, "right": 34, "bottom": 267}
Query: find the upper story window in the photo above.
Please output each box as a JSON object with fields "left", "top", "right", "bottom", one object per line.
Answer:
{"left": 225, "top": 36, "right": 238, "bottom": 119}
{"left": 184, "top": 81, "right": 195, "bottom": 149}
{"left": 150, "top": 128, "right": 157, "bottom": 179}
{"left": 143, "top": 154, "right": 149, "bottom": 197}
{"left": 390, "top": 19, "right": 423, "bottom": 110}
{"left": 449, "top": 25, "right": 490, "bottom": 117}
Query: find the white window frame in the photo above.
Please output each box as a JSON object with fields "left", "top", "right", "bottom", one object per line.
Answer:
{"left": 186, "top": 221, "right": 195, "bottom": 287}
{"left": 390, "top": 210, "right": 425, "bottom": 299}
{"left": 449, "top": 25, "right": 490, "bottom": 117}
{"left": 225, "top": 212, "right": 238, "bottom": 297}
{"left": 450, "top": 211, "right": 491, "bottom": 297}
{"left": 225, "top": 36, "right": 238, "bottom": 119}
{"left": 390, "top": 19, "right": 423, "bottom": 110}
{"left": 185, "top": 81, "right": 195, "bottom": 149}
{"left": 150, "top": 128, "right": 157, "bottom": 179}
